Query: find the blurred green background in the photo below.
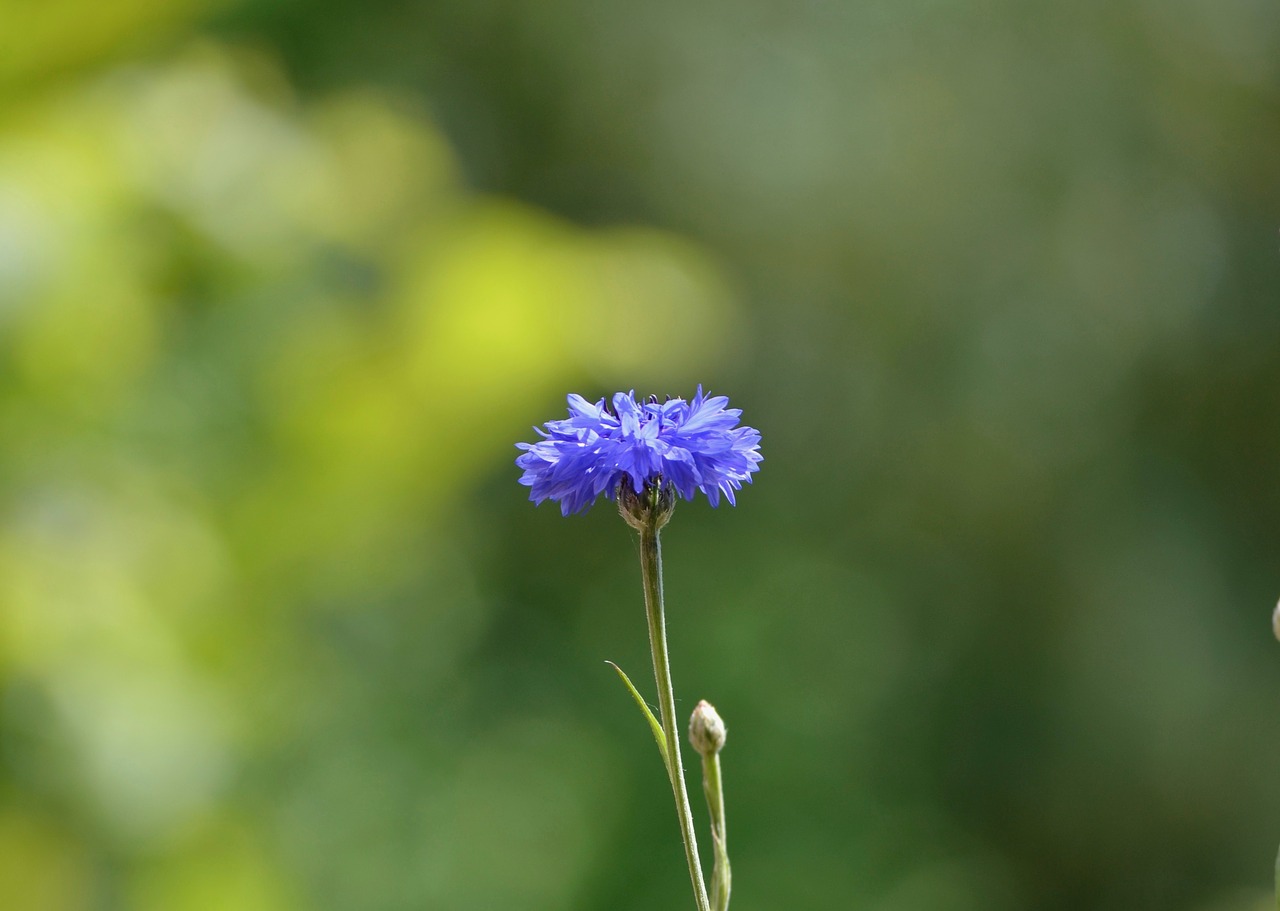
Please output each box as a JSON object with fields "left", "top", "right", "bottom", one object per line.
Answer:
{"left": 1, "top": 1, "right": 1279, "bottom": 909}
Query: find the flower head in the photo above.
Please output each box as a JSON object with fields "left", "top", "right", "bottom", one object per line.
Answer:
{"left": 516, "top": 387, "right": 763, "bottom": 516}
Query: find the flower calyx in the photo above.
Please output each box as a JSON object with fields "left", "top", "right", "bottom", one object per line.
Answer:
{"left": 619, "top": 479, "right": 676, "bottom": 533}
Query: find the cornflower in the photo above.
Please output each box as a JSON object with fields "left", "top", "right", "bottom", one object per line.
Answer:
{"left": 515, "top": 387, "right": 760, "bottom": 911}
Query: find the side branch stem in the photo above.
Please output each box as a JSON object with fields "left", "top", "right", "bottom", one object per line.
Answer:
{"left": 702, "top": 751, "right": 731, "bottom": 911}
{"left": 639, "top": 525, "right": 710, "bottom": 911}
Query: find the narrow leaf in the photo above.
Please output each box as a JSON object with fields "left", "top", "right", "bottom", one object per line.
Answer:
{"left": 606, "top": 660, "right": 670, "bottom": 772}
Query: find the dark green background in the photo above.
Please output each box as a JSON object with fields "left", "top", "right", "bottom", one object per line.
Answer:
{"left": 1, "top": 1, "right": 1278, "bottom": 909}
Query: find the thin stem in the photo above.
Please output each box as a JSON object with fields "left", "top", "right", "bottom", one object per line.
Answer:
{"left": 639, "top": 524, "right": 710, "bottom": 911}
{"left": 702, "top": 752, "right": 731, "bottom": 911}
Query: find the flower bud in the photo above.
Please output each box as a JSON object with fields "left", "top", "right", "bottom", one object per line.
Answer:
{"left": 688, "top": 699, "right": 726, "bottom": 756}
{"left": 1273, "top": 599, "right": 1280, "bottom": 642}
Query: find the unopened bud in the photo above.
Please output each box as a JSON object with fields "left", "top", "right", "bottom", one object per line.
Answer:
{"left": 1273, "top": 599, "right": 1280, "bottom": 642}
{"left": 688, "top": 699, "right": 726, "bottom": 756}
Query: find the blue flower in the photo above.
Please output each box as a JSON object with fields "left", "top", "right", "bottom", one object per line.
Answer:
{"left": 516, "top": 387, "right": 763, "bottom": 516}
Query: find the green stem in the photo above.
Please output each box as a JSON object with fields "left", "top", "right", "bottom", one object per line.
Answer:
{"left": 702, "top": 751, "right": 731, "bottom": 911}
{"left": 639, "top": 524, "right": 710, "bottom": 911}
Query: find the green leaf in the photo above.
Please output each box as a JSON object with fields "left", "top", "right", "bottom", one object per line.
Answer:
{"left": 606, "top": 661, "right": 670, "bottom": 773}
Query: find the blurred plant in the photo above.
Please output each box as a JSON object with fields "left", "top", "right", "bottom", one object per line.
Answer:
{"left": 1274, "top": 601, "right": 1280, "bottom": 911}
{"left": 516, "top": 389, "right": 761, "bottom": 911}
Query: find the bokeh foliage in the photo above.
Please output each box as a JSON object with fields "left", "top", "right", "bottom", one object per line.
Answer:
{"left": 1, "top": 1, "right": 1279, "bottom": 910}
